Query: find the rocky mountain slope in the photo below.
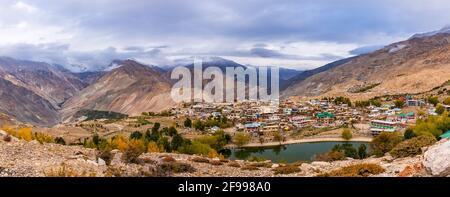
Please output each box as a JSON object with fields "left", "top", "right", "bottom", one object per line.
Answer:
{"left": 282, "top": 33, "right": 450, "bottom": 100}
{"left": 0, "top": 57, "right": 89, "bottom": 126}
{"left": 61, "top": 60, "right": 175, "bottom": 122}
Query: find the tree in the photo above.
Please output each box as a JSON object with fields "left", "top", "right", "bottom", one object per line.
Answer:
{"left": 444, "top": 97, "right": 450, "bottom": 105}
{"left": 403, "top": 128, "right": 416, "bottom": 140}
{"left": 370, "top": 132, "right": 403, "bottom": 157}
{"left": 341, "top": 129, "right": 353, "bottom": 140}
{"left": 92, "top": 133, "right": 100, "bottom": 146}
{"left": 358, "top": 144, "right": 367, "bottom": 159}
{"left": 233, "top": 132, "right": 251, "bottom": 147}
{"left": 436, "top": 104, "right": 446, "bottom": 115}
{"left": 168, "top": 126, "right": 178, "bottom": 136}
{"left": 171, "top": 134, "right": 184, "bottom": 151}
{"left": 158, "top": 137, "right": 171, "bottom": 152}
{"left": 129, "top": 131, "right": 143, "bottom": 140}
{"left": 394, "top": 99, "right": 405, "bottom": 108}
{"left": 152, "top": 122, "right": 161, "bottom": 132}
{"left": 273, "top": 131, "right": 283, "bottom": 144}
{"left": 193, "top": 120, "right": 205, "bottom": 131}
{"left": 184, "top": 118, "right": 192, "bottom": 128}
{"left": 428, "top": 96, "right": 439, "bottom": 106}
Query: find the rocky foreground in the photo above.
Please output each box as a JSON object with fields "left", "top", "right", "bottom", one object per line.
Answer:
{"left": 0, "top": 133, "right": 449, "bottom": 177}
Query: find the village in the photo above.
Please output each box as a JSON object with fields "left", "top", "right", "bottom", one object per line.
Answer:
{"left": 167, "top": 95, "right": 450, "bottom": 146}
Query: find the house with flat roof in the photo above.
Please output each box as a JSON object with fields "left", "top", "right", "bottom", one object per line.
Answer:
{"left": 370, "top": 120, "right": 396, "bottom": 136}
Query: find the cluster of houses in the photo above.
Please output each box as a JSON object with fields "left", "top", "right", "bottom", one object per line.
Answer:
{"left": 170, "top": 95, "right": 447, "bottom": 140}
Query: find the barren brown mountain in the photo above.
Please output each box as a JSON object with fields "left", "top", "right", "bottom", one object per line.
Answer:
{"left": 282, "top": 33, "right": 450, "bottom": 100}
{"left": 61, "top": 59, "right": 176, "bottom": 122}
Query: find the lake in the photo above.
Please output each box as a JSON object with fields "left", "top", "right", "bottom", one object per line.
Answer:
{"left": 223, "top": 141, "right": 369, "bottom": 163}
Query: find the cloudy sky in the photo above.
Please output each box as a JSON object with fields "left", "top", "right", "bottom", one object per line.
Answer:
{"left": 1, "top": 0, "right": 450, "bottom": 71}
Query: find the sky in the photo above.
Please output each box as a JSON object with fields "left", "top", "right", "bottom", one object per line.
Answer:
{"left": 1, "top": 0, "right": 450, "bottom": 71}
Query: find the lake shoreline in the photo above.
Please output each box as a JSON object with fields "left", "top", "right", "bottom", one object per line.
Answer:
{"left": 237, "top": 136, "right": 373, "bottom": 148}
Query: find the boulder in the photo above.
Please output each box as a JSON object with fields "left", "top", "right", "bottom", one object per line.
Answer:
{"left": 271, "top": 164, "right": 279, "bottom": 168}
{"left": 398, "top": 163, "right": 425, "bottom": 177}
{"left": 423, "top": 140, "right": 450, "bottom": 176}
{"left": 98, "top": 158, "right": 106, "bottom": 166}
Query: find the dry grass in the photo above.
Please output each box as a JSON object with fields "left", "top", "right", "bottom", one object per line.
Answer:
{"left": 317, "top": 163, "right": 385, "bottom": 177}
{"left": 191, "top": 157, "right": 210, "bottom": 163}
{"left": 44, "top": 163, "right": 97, "bottom": 177}
{"left": 273, "top": 165, "right": 301, "bottom": 175}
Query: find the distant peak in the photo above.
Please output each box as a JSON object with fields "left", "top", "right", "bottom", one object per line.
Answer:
{"left": 410, "top": 25, "right": 450, "bottom": 39}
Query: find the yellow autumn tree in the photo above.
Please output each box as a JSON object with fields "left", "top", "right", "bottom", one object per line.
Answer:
{"left": 17, "top": 128, "right": 33, "bottom": 141}
{"left": 147, "top": 141, "right": 160, "bottom": 153}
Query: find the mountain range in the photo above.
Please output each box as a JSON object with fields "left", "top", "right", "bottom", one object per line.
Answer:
{"left": 1, "top": 28, "right": 450, "bottom": 126}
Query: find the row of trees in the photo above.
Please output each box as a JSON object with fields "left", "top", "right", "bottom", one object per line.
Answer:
{"left": 184, "top": 116, "right": 233, "bottom": 131}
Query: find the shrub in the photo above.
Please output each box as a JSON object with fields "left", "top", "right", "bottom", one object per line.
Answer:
{"left": 241, "top": 165, "right": 259, "bottom": 171}
{"left": 413, "top": 113, "right": 450, "bottom": 138}
{"left": 191, "top": 157, "right": 210, "bottom": 163}
{"left": 162, "top": 156, "right": 176, "bottom": 163}
{"left": 97, "top": 149, "right": 114, "bottom": 165}
{"left": 45, "top": 163, "right": 97, "bottom": 177}
{"left": 121, "top": 139, "right": 146, "bottom": 164}
{"left": 314, "top": 151, "right": 346, "bottom": 162}
{"left": 247, "top": 162, "right": 271, "bottom": 168}
{"left": 17, "top": 128, "right": 33, "bottom": 141}
{"left": 159, "top": 162, "right": 195, "bottom": 174}
{"left": 178, "top": 141, "right": 215, "bottom": 156}
{"left": 403, "top": 128, "right": 416, "bottom": 140}
{"left": 427, "top": 96, "right": 439, "bottom": 106}
{"left": 444, "top": 97, "right": 450, "bottom": 105}
{"left": 3, "top": 135, "right": 12, "bottom": 142}
{"left": 370, "top": 132, "right": 403, "bottom": 157}
{"left": 341, "top": 129, "right": 353, "bottom": 140}
{"left": 273, "top": 165, "right": 301, "bottom": 175}
{"left": 34, "top": 132, "right": 54, "bottom": 144}
{"left": 390, "top": 135, "right": 437, "bottom": 158}
{"left": 246, "top": 156, "right": 266, "bottom": 162}
{"left": 233, "top": 132, "right": 251, "bottom": 147}
{"left": 436, "top": 104, "right": 446, "bottom": 115}
{"left": 228, "top": 162, "right": 241, "bottom": 168}
{"left": 210, "top": 160, "right": 223, "bottom": 166}
{"left": 147, "top": 141, "right": 161, "bottom": 153}
{"left": 318, "top": 163, "right": 385, "bottom": 177}
{"left": 55, "top": 137, "right": 66, "bottom": 145}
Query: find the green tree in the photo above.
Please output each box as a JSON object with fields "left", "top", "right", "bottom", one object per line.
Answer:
{"left": 428, "top": 96, "right": 439, "bottom": 106}
{"left": 152, "top": 122, "right": 161, "bottom": 132}
{"left": 168, "top": 126, "right": 178, "bottom": 136}
{"left": 403, "top": 128, "right": 416, "bottom": 140}
{"left": 233, "top": 132, "right": 251, "bottom": 147}
{"left": 129, "top": 131, "right": 143, "bottom": 140}
{"left": 358, "top": 144, "right": 367, "bottom": 159}
{"left": 193, "top": 120, "right": 205, "bottom": 131}
{"left": 158, "top": 137, "right": 171, "bottom": 152}
{"left": 184, "top": 118, "right": 192, "bottom": 128}
{"left": 171, "top": 134, "right": 184, "bottom": 151}
{"left": 444, "top": 97, "right": 450, "bottom": 105}
{"left": 436, "top": 104, "right": 446, "bottom": 115}
{"left": 394, "top": 99, "right": 405, "bottom": 108}
{"left": 92, "top": 133, "right": 100, "bottom": 146}
{"left": 341, "top": 129, "right": 353, "bottom": 140}
{"left": 370, "top": 132, "right": 403, "bottom": 157}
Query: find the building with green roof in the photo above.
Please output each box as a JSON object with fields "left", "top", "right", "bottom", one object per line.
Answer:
{"left": 439, "top": 130, "right": 450, "bottom": 139}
